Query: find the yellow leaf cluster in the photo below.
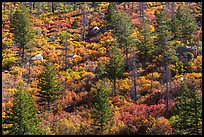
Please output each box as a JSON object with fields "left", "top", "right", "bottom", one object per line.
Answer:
{"left": 146, "top": 72, "right": 161, "bottom": 79}
{"left": 118, "top": 78, "right": 131, "bottom": 91}
{"left": 97, "top": 47, "right": 106, "bottom": 54}
{"left": 90, "top": 21, "right": 99, "bottom": 28}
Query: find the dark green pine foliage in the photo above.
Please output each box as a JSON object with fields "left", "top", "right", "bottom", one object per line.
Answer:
{"left": 170, "top": 79, "right": 202, "bottom": 135}
{"left": 171, "top": 5, "right": 197, "bottom": 44}
{"left": 112, "top": 11, "right": 134, "bottom": 52}
{"left": 37, "top": 61, "right": 63, "bottom": 111}
{"left": 10, "top": 4, "right": 34, "bottom": 63}
{"left": 95, "top": 60, "right": 108, "bottom": 80}
{"left": 170, "top": 5, "right": 183, "bottom": 41}
{"left": 154, "top": 10, "right": 178, "bottom": 63}
{"left": 138, "top": 16, "right": 155, "bottom": 63}
{"left": 111, "top": 11, "right": 134, "bottom": 70}
{"left": 106, "top": 43, "right": 125, "bottom": 94}
{"left": 180, "top": 6, "right": 197, "bottom": 45}
{"left": 105, "top": 2, "right": 116, "bottom": 29}
{"left": 2, "top": 87, "right": 42, "bottom": 135}
{"left": 91, "top": 80, "right": 113, "bottom": 135}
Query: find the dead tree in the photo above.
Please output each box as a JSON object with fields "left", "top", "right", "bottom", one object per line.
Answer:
{"left": 163, "top": 56, "right": 172, "bottom": 112}
{"left": 130, "top": 51, "right": 139, "bottom": 102}
{"left": 139, "top": 2, "right": 145, "bottom": 17}
{"left": 63, "top": 32, "right": 69, "bottom": 90}
{"left": 81, "top": 3, "right": 89, "bottom": 39}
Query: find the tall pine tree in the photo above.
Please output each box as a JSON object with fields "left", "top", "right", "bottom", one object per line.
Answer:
{"left": 111, "top": 11, "right": 134, "bottom": 70}
{"left": 180, "top": 6, "right": 197, "bottom": 45}
{"left": 105, "top": 2, "right": 116, "bottom": 29}
{"left": 2, "top": 87, "right": 42, "bottom": 135}
{"left": 170, "top": 79, "right": 202, "bottom": 135}
{"left": 10, "top": 4, "right": 34, "bottom": 63}
{"left": 37, "top": 61, "right": 63, "bottom": 111}
{"left": 170, "top": 5, "right": 183, "bottom": 41}
{"left": 91, "top": 80, "right": 113, "bottom": 135}
{"left": 171, "top": 5, "right": 197, "bottom": 45}
{"left": 138, "top": 16, "right": 155, "bottom": 64}
{"left": 106, "top": 43, "right": 125, "bottom": 94}
{"left": 154, "top": 10, "right": 178, "bottom": 64}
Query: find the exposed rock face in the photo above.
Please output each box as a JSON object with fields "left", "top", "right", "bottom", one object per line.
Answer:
{"left": 176, "top": 46, "right": 197, "bottom": 62}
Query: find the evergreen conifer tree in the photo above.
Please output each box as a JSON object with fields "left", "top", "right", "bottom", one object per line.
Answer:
{"left": 106, "top": 43, "right": 125, "bottom": 94}
{"left": 138, "top": 16, "right": 155, "bottom": 63}
{"left": 105, "top": 2, "right": 116, "bottom": 29}
{"left": 180, "top": 6, "right": 197, "bottom": 45}
{"left": 37, "top": 61, "right": 63, "bottom": 111}
{"left": 154, "top": 10, "right": 178, "bottom": 64}
{"left": 171, "top": 5, "right": 183, "bottom": 41}
{"left": 91, "top": 80, "right": 113, "bottom": 135}
{"left": 10, "top": 4, "right": 34, "bottom": 63}
{"left": 111, "top": 11, "right": 134, "bottom": 70}
{"left": 171, "top": 5, "right": 197, "bottom": 45}
{"left": 170, "top": 79, "right": 202, "bottom": 135}
{"left": 2, "top": 87, "right": 42, "bottom": 135}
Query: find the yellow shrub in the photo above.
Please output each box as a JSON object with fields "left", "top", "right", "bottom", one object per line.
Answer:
{"left": 118, "top": 78, "right": 131, "bottom": 91}
{"left": 90, "top": 21, "right": 98, "bottom": 28}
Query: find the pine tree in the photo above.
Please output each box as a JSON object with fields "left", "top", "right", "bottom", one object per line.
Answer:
{"left": 37, "top": 61, "right": 63, "bottom": 111}
{"left": 2, "top": 87, "right": 42, "bottom": 135}
{"left": 154, "top": 11, "right": 177, "bottom": 113}
{"left": 171, "top": 5, "right": 197, "bottom": 45}
{"left": 154, "top": 10, "right": 178, "bottom": 64}
{"left": 91, "top": 80, "right": 113, "bottom": 135}
{"left": 180, "top": 6, "right": 197, "bottom": 45}
{"left": 111, "top": 11, "right": 135, "bottom": 70}
{"left": 95, "top": 60, "right": 108, "bottom": 80}
{"left": 10, "top": 4, "right": 34, "bottom": 63}
{"left": 170, "top": 5, "right": 183, "bottom": 41}
{"left": 105, "top": 2, "right": 116, "bottom": 28}
{"left": 138, "top": 16, "right": 155, "bottom": 63}
{"left": 170, "top": 79, "right": 202, "bottom": 135}
{"left": 106, "top": 43, "right": 125, "bottom": 94}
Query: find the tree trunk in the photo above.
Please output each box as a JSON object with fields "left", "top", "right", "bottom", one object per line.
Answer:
{"left": 194, "top": 94, "right": 198, "bottom": 135}
{"left": 22, "top": 45, "right": 25, "bottom": 63}
{"left": 125, "top": 46, "right": 129, "bottom": 71}
{"left": 64, "top": 35, "right": 68, "bottom": 70}
{"left": 48, "top": 100, "right": 51, "bottom": 111}
{"left": 64, "top": 34, "right": 69, "bottom": 90}
{"left": 52, "top": 2, "right": 54, "bottom": 13}
{"left": 132, "top": 53, "right": 137, "bottom": 101}
{"left": 100, "top": 122, "right": 103, "bottom": 135}
{"left": 32, "top": 2, "right": 35, "bottom": 11}
{"left": 133, "top": 70, "right": 137, "bottom": 101}
{"left": 166, "top": 82, "right": 169, "bottom": 112}
{"left": 113, "top": 78, "right": 116, "bottom": 94}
